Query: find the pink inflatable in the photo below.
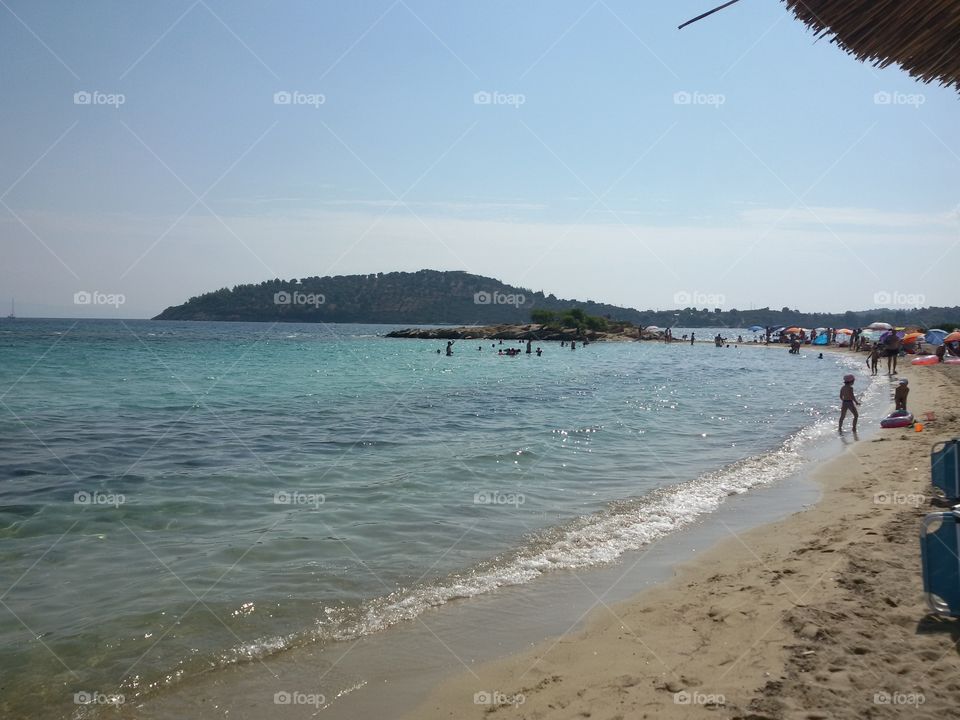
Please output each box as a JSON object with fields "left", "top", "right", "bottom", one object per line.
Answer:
{"left": 945, "top": 357, "right": 960, "bottom": 365}
{"left": 911, "top": 355, "right": 940, "bottom": 366}
{"left": 881, "top": 410, "right": 914, "bottom": 428}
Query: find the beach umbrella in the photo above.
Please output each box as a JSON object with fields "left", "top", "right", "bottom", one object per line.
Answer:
{"left": 868, "top": 322, "right": 892, "bottom": 330}
{"left": 903, "top": 332, "right": 924, "bottom": 344}
{"left": 836, "top": 328, "right": 852, "bottom": 335}
{"left": 748, "top": 325, "right": 764, "bottom": 333}
{"left": 926, "top": 329, "right": 948, "bottom": 346}
{"left": 946, "top": 332, "right": 960, "bottom": 343}
{"left": 646, "top": 325, "right": 661, "bottom": 331}
{"left": 785, "top": 326, "right": 802, "bottom": 333}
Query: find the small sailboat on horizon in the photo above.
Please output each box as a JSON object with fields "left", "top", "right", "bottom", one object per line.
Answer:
{"left": 6, "top": 298, "right": 15, "bottom": 319}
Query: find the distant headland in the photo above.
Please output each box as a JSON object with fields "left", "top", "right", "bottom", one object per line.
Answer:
{"left": 153, "top": 269, "right": 960, "bottom": 328}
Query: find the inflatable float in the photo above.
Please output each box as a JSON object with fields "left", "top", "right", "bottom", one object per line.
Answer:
{"left": 912, "top": 355, "right": 960, "bottom": 366}
{"left": 881, "top": 409, "right": 914, "bottom": 428}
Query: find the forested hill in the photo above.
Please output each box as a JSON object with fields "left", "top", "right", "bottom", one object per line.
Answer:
{"left": 154, "top": 270, "right": 650, "bottom": 324}
{"left": 153, "top": 269, "right": 959, "bottom": 328}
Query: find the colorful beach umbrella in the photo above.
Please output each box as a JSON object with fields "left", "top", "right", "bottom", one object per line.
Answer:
{"left": 926, "top": 329, "right": 948, "bottom": 346}
{"left": 868, "top": 322, "right": 892, "bottom": 330}
{"left": 946, "top": 332, "right": 960, "bottom": 343}
{"left": 836, "top": 328, "right": 852, "bottom": 335}
{"left": 785, "top": 326, "right": 802, "bottom": 333}
{"left": 748, "top": 325, "right": 764, "bottom": 332}
{"left": 903, "top": 332, "right": 924, "bottom": 344}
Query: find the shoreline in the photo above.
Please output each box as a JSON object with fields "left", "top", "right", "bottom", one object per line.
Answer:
{"left": 407, "top": 362, "right": 960, "bottom": 719}
{"left": 123, "top": 347, "right": 884, "bottom": 720}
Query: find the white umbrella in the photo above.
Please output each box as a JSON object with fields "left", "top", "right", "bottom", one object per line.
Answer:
{"left": 867, "top": 322, "right": 892, "bottom": 330}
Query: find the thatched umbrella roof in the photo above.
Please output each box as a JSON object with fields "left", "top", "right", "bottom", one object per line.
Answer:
{"left": 782, "top": 0, "right": 960, "bottom": 91}
{"left": 680, "top": 1, "right": 960, "bottom": 91}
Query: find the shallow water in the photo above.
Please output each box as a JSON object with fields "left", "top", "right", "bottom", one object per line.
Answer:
{"left": 0, "top": 319, "right": 876, "bottom": 718}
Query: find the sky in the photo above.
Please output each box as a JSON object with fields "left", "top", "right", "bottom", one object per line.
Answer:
{"left": 1, "top": 0, "right": 957, "bottom": 318}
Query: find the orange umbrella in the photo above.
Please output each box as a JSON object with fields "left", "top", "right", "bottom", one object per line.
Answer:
{"left": 836, "top": 328, "right": 852, "bottom": 334}
{"left": 945, "top": 331, "right": 960, "bottom": 343}
{"left": 903, "top": 332, "right": 924, "bottom": 343}
{"left": 785, "top": 326, "right": 802, "bottom": 333}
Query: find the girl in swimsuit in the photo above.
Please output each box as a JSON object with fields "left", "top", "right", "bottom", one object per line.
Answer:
{"left": 839, "top": 374, "right": 859, "bottom": 432}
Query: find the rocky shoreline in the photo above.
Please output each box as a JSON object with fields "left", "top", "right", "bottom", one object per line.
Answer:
{"left": 384, "top": 324, "right": 649, "bottom": 342}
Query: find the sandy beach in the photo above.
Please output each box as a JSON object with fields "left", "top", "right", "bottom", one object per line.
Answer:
{"left": 408, "top": 361, "right": 960, "bottom": 720}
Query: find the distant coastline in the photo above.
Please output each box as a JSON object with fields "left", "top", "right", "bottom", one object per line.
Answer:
{"left": 152, "top": 269, "right": 960, "bottom": 329}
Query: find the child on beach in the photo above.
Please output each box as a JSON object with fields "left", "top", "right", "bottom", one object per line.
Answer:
{"left": 839, "top": 374, "right": 859, "bottom": 432}
{"left": 866, "top": 346, "right": 880, "bottom": 376}
{"left": 895, "top": 379, "right": 909, "bottom": 411}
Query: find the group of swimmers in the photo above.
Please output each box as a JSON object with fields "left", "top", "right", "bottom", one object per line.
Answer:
{"left": 439, "top": 338, "right": 554, "bottom": 356}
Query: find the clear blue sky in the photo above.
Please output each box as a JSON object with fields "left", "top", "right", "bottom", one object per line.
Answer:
{"left": 1, "top": 0, "right": 956, "bottom": 317}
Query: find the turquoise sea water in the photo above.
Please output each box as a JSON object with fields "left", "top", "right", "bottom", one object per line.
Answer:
{"left": 0, "top": 319, "right": 876, "bottom": 719}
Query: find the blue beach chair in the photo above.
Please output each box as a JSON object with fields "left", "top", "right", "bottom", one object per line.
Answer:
{"left": 932, "top": 439, "right": 960, "bottom": 500}
{"left": 920, "top": 510, "right": 960, "bottom": 616}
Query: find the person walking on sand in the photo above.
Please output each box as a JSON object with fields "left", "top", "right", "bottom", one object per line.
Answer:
{"left": 884, "top": 331, "right": 902, "bottom": 375}
{"left": 866, "top": 345, "right": 880, "bottom": 376}
{"left": 839, "top": 374, "right": 860, "bottom": 433}
{"left": 895, "top": 379, "right": 909, "bottom": 411}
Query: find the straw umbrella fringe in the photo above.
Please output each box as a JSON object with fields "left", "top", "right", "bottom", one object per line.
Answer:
{"left": 782, "top": 0, "right": 960, "bottom": 91}
{"left": 679, "top": 1, "right": 960, "bottom": 91}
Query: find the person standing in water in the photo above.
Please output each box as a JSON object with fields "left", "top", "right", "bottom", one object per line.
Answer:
{"left": 690, "top": 332, "right": 695, "bottom": 345}
{"left": 445, "top": 340, "right": 454, "bottom": 356}
{"left": 839, "top": 374, "right": 859, "bottom": 432}
{"left": 865, "top": 345, "right": 880, "bottom": 376}
{"left": 526, "top": 339, "right": 532, "bottom": 354}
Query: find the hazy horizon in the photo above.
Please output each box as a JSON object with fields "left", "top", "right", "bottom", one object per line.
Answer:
{"left": 2, "top": 2, "right": 956, "bottom": 319}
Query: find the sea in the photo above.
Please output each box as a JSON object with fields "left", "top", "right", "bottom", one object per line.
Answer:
{"left": 0, "top": 319, "right": 883, "bottom": 719}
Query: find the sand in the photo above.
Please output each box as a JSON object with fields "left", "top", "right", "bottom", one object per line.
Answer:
{"left": 407, "top": 362, "right": 960, "bottom": 720}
